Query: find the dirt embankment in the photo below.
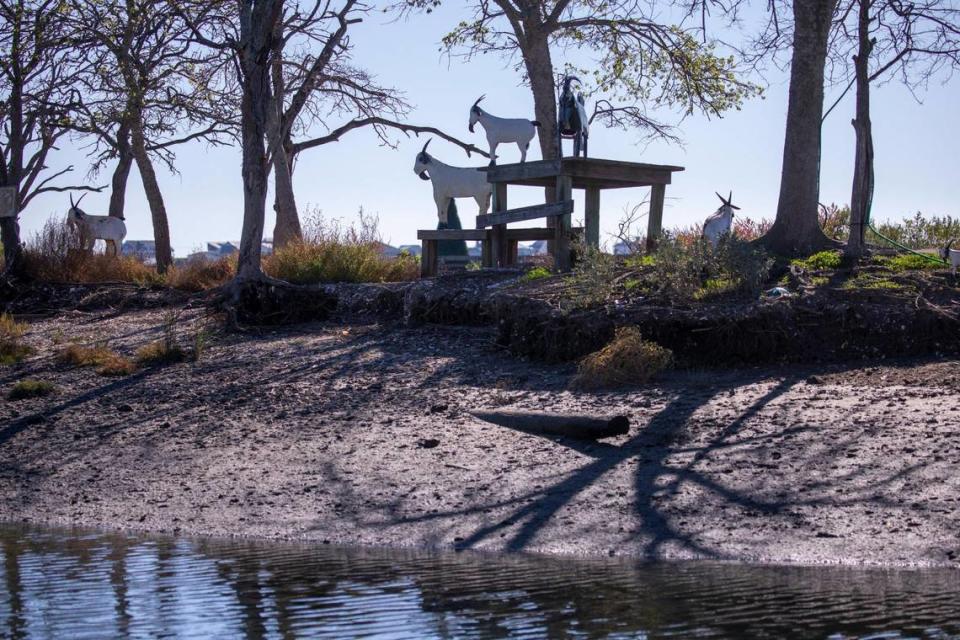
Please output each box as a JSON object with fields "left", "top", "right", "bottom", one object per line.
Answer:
{"left": 1, "top": 307, "right": 960, "bottom": 567}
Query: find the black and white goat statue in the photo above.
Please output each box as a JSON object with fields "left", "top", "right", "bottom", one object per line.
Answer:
{"left": 468, "top": 95, "right": 541, "bottom": 165}
{"left": 557, "top": 76, "right": 589, "bottom": 158}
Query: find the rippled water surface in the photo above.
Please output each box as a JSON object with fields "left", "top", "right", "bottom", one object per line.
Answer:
{"left": 2, "top": 525, "right": 959, "bottom": 639}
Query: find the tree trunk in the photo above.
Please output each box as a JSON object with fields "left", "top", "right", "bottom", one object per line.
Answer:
{"left": 235, "top": 1, "right": 281, "bottom": 281}
{"left": 108, "top": 122, "right": 134, "bottom": 220}
{"left": 0, "top": 216, "right": 23, "bottom": 277}
{"left": 523, "top": 33, "right": 559, "bottom": 162}
{"left": 846, "top": 0, "right": 875, "bottom": 258}
{"left": 760, "top": 0, "right": 838, "bottom": 256}
{"left": 271, "top": 137, "right": 302, "bottom": 248}
{"left": 130, "top": 116, "right": 173, "bottom": 273}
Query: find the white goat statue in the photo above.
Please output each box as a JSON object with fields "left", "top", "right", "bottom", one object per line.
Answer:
{"left": 468, "top": 95, "right": 541, "bottom": 165}
{"left": 940, "top": 239, "right": 960, "bottom": 275}
{"left": 702, "top": 191, "right": 740, "bottom": 247}
{"left": 67, "top": 193, "right": 126, "bottom": 256}
{"left": 413, "top": 139, "right": 492, "bottom": 224}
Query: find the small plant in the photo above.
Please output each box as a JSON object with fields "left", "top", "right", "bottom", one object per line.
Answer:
{"left": 8, "top": 379, "right": 56, "bottom": 400}
{"left": 522, "top": 266, "right": 552, "bottom": 282}
{"left": 59, "top": 343, "right": 136, "bottom": 377}
{"left": 792, "top": 250, "right": 842, "bottom": 271}
{"left": 874, "top": 253, "right": 942, "bottom": 272}
{"left": 571, "top": 326, "right": 672, "bottom": 390}
{"left": 136, "top": 311, "right": 188, "bottom": 366}
{"left": 0, "top": 314, "right": 33, "bottom": 365}
{"left": 192, "top": 329, "right": 210, "bottom": 362}
{"left": 563, "top": 244, "right": 618, "bottom": 309}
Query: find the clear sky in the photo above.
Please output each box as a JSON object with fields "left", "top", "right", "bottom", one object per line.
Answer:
{"left": 19, "top": 2, "right": 960, "bottom": 257}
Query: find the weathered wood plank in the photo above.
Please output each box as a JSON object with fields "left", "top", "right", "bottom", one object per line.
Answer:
{"left": 585, "top": 187, "right": 600, "bottom": 249}
{"left": 646, "top": 183, "right": 666, "bottom": 252}
{"left": 417, "top": 229, "right": 489, "bottom": 241}
{"left": 483, "top": 159, "right": 562, "bottom": 183}
{"left": 476, "top": 200, "right": 573, "bottom": 228}
{"left": 492, "top": 183, "right": 508, "bottom": 267}
{"left": 554, "top": 176, "right": 573, "bottom": 272}
{"left": 504, "top": 227, "right": 580, "bottom": 241}
{"left": 421, "top": 239, "right": 437, "bottom": 277}
{"left": 482, "top": 157, "right": 684, "bottom": 189}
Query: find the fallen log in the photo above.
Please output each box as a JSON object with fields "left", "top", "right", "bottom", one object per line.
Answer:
{"left": 470, "top": 410, "right": 629, "bottom": 440}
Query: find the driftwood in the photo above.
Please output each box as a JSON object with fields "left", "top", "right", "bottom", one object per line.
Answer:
{"left": 470, "top": 410, "right": 629, "bottom": 440}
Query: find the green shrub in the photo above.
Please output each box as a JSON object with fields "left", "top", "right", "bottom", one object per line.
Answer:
{"left": 874, "top": 253, "right": 942, "bottom": 271}
{"left": 522, "top": 266, "right": 552, "bottom": 282}
{"left": 563, "top": 244, "right": 618, "bottom": 309}
{"left": 0, "top": 314, "right": 33, "bottom": 365}
{"left": 9, "top": 379, "right": 55, "bottom": 400}
{"left": 650, "top": 235, "right": 771, "bottom": 301}
{"left": 572, "top": 327, "right": 672, "bottom": 389}
{"left": 870, "top": 212, "right": 960, "bottom": 249}
{"left": 792, "top": 250, "right": 842, "bottom": 271}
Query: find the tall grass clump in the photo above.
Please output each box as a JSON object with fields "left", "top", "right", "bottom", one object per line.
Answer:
{"left": 0, "top": 313, "right": 33, "bottom": 365}
{"left": 165, "top": 256, "right": 236, "bottom": 291}
{"left": 22, "top": 219, "right": 161, "bottom": 285}
{"left": 135, "top": 311, "right": 188, "bottom": 366}
{"left": 8, "top": 379, "right": 56, "bottom": 400}
{"left": 264, "top": 208, "right": 418, "bottom": 284}
{"left": 571, "top": 327, "right": 672, "bottom": 389}
{"left": 59, "top": 343, "right": 136, "bottom": 376}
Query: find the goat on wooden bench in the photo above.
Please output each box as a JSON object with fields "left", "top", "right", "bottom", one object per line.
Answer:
{"left": 468, "top": 95, "right": 541, "bottom": 165}
{"left": 414, "top": 139, "right": 492, "bottom": 225}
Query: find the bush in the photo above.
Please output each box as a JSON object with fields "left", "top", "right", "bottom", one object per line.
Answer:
{"left": 59, "top": 343, "right": 136, "bottom": 376}
{"left": 870, "top": 212, "right": 960, "bottom": 250}
{"left": 571, "top": 327, "right": 672, "bottom": 389}
{"left": 135, "top": 340, "right": 187, "bottom": 366}
{"left": 166, "top": 256, "right": 235, "bottom": 291}
{"left": 0, "top": 313, "right": 33, "bottom": 365}
{"left": 522, "top": 266, "right": 552, "bottom": 282}
{"left": 792, "top": 250, "right": 842, "bottom": 271}
{"left": 263, "top": 208, "right": 418, "bottom": 284}
{"left": 650, "top": 235, "right": 772, "bottom": 301}
{"left": 563, "top": 244, "right": 618, "bottom": 309}
{"left": 8, "top": 379, "right": 56, "bottom": 400}
{"left": 875, "top": 253, "right": 942, "bottom": 271}
{"left": 22, "top": 219, "right": 161, "bottom": 285}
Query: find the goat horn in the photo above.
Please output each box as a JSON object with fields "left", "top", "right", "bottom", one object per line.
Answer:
{"left": 472, "top": 95, "right": 485, "bottom": 109}
{"left": 69, "top": 193, "right": 75, "bottom": 208}
{"left": 715, "top": 192, "right": 726, "bottom": 206}
{"left": 76, "top": 193, "right": 87, "bottom": 207}
{"left": 421, "top": 139, "right": 431, "bottom": 154}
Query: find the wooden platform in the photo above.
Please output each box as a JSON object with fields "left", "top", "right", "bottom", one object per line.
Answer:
{"left": 417, "top": 156, "right": 684, "bottom": 276}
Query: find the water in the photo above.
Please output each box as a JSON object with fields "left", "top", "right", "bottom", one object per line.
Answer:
{"left": 1, "top": 525, "right": 959, "bottom": 639}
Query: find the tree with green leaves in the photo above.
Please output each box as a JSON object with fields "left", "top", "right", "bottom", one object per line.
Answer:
{"left": 399, "top": 0, "right": 760, "bottom": 162}
{"left": 0, "top": 0, "right": 102, "bottom": 276}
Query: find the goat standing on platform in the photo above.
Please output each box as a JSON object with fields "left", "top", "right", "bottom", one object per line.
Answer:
{"left": 702, "top": 192, "right": 739, "bottom": 247}
{"left": 413, "top": 139, "right": 492, "bottom": 224}
{"left": 67, "top": 193, "right": 126, "bottom": 256}
{"left": 557, "top": 76, "right": 589, "bottom": 158}
{"left": 468, "top": 95, "right": 540, "bottom": 165}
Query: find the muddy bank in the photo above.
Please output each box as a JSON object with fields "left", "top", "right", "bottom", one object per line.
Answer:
{"left": 5, "top": 272, "right": 959, "bottom": 366}
{"left": 2, "top": 307, "right": 960, "bottom": 567}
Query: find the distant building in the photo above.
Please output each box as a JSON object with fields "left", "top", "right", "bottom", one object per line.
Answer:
{"left": 187, "top": 240, "right": 273, "bottom": 262}
{"left": 398, "top": 244, "right": 422, "bottom": 257}
{"left": 122, "top": 240, "right": 158, "bottom": 264}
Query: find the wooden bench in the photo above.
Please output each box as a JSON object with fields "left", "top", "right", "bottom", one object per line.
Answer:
{"left": 417, "top": 226, "right": 583, "bottom": 276}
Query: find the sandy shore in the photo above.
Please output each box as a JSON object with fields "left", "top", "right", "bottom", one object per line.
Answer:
{"left": 2, "top": 307, "right": 960, "bottom": 566}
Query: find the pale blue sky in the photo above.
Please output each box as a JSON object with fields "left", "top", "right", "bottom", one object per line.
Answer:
{"left": 20, "top": 2, "right": 960, "bottom": 256}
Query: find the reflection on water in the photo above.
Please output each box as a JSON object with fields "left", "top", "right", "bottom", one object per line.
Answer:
{"left": 1, "top": 524, "right": 959, "bottom": 639}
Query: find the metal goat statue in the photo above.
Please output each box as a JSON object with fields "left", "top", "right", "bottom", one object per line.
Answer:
{"left": 557, "top": 76, "right": 589, "bottom": 158}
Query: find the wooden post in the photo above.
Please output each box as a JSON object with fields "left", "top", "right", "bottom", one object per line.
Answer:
{"left": 481, "top": 239, "right": 492, "bottom": 267}
{"left": 421, "top": 239, "right": 438, "bottom": 277}
{"left": 492, "top": 183, "right": 508, "bottom": 267}
{"left": 508, "top": 239, "right": 519, "bottom": 265}
{"left": 554, "top": 175, "right": 573, "bottom": 272}
{"left": 585, "top": 187, "right": 600, "bottom": 249}
{"left": 646, "top": 183, "right": 666, "bottom": 252}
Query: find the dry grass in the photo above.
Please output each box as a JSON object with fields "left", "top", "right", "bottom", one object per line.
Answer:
{"left": 23, "top": 219, "right": 162, "bottom": 285}
{"left": 135, "top": 340, "right": 188, "bottom": 366}
{"left": 59, "top": 343, "right": 137, "bottom": 377}
{"left": 571, "top": 327, "right": 673, "bottom": 390}
{"left": 264, "top": 209, "right": 418, "bottom": 284}
{"left": 0, "top": 313, "right": 33, "bottom": 365}
{"left": 8, "top": 379, "right": 56, "bottom": 400}
{"left": 165, "top": 256, "right": 235, "bottom": 291}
